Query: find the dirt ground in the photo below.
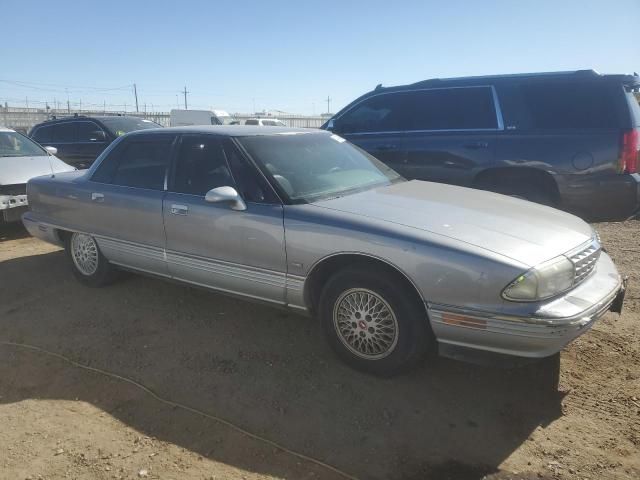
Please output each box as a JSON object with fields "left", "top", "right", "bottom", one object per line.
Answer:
{"left": 0, "top": 220, "right": 638, "bottom": 480}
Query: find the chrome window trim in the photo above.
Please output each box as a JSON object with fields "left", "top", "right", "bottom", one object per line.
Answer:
{"left": 334, "top": 85, "right": 505, "bottom": 135}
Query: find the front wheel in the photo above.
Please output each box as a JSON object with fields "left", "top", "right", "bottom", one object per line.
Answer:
{"left": 319, "top": 267, "right": 433, "bottom": 376}
{"left": 65, "top": 232, "right": 119, "bottom": 287}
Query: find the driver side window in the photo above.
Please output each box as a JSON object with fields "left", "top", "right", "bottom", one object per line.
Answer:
{"left": 172, "top": 136, "right": 234, "bottom": 196}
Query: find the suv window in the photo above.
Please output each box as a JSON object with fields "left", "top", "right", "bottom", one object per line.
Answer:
{"left": 76, "top": 122, "right": 107, "bottom": 143}
{"left": 245, "top": 119, "right": 259, "bottom": 125}
{"left": 92, "top": 137, "right": 172, "bottom": 190}
{"left": 409, "top": 87, "right": 498, "bottom": 130}
{"left": 53, "top": 122, "right": 76, "bottom": 142}
{"left": 32, "top": 125, "right": 54, "bottom": 144}
{"left": 509, "top": 81, "right": 620, "bottom": 129}
{"left": 172, "top": 136, "right": 234, "bottom": 196}
{"left": 336, "top": 92, "right": 411, "bottom": 133}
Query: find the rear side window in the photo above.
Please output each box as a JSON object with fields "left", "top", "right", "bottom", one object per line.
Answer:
{"left": 245, "top": 119, "right": 259, "bottom": 125}
{"left": 92, "top": 138, "right": 173, "bottom": 190}
{"left": 507, "top": 82, "right": 620, "bottom": 129}
{"left": 32, "top": 125, "right": 54, "bottom": 143}
{"left": 408, "top": 87, "right": 498, "bottom": 130}
{"left": 336, "top": 92, "right": 411, "bottom": 133}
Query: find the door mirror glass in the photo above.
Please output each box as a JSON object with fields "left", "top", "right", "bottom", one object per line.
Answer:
{"left": 90, "top": 130, "right": 107, "bottom": 142}
{"left": 326, "top": 118, "right": 336, "bottom": 131}
{"left": 205, "top": 186, "right": 247, "bottom": 211}
{"left": 44, "top": 146, "right": 58, "bottom": 155}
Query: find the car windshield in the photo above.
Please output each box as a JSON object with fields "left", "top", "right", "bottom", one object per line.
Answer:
{"left": 99, "top": 117, "right": 161, "bottom": 136}
{"left": 238, "top": 132, "right": 404, "bottom": 203}
{"left": 0, "top": 131, "right": 47, "bottom": 157}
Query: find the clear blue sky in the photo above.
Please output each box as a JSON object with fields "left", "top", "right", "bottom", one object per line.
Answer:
{"left": 2, "top": 0, "right": 638, "bottom": 114}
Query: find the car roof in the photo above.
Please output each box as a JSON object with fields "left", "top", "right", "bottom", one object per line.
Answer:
{"left": 33, "top": 115, "right": 144, "bottom": 126}
{"left": 126, "top": 125, "right": 320, "bottom": 137}
{"left": 363, "top": 70, "right": 640, "bottom": 95}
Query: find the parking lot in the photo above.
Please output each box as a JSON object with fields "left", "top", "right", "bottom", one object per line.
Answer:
{"left": 0, "top": 219, "right": 637, "bottom": 480}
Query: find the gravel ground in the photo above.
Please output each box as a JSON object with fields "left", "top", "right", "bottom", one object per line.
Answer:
{"left": 0, "top": 220, "right": 638, "bottom": 480}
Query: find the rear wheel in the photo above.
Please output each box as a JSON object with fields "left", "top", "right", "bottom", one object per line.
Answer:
{"left": 65, "top": 232, "right": 119, "bottom": 287}
{"left": 319, "top": 267, "right": 433, "bottom": 376}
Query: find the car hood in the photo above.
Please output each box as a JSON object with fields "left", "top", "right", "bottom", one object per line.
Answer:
{"left": 312, "top": 180, "right": 593, "bottom": 267}
{"left": 0, "top": 155, "right": 75, "bottom": 185}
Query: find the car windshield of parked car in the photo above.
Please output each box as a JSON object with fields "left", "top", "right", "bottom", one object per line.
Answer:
{"left": 0, "top": 131, "right": 47, "bottom": 157}
{"left": 238, "top": 133, "right": 404, "bottom": 203}
{"left": 99, "top": 117, "right": 161, "bottom": 137}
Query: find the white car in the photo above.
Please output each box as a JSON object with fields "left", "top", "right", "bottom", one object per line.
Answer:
{"left": 244, "top": 118, "right": 287, "bottom": 127}
{"left": 0, "top": 127, "right": 75, "bottom": 223}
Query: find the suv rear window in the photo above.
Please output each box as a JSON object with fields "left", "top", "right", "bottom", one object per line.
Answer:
{"left": 505, "top": 81, "right": 620, "bottom": 130}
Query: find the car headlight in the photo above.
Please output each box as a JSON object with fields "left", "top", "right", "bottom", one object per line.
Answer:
{"left": 502, "top": 256, "right": 575, "bottom": 302}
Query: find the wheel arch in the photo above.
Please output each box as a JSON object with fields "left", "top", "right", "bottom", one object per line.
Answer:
{"left": 303, "top": 252, "right": 426, "bottom": 317}
{"left": 473, "top": 166, "right": 560, "bottom": 202}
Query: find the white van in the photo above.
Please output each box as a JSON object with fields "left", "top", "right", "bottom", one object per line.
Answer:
{"left": 169, "top": 109, "right": 233, "bottom": 127}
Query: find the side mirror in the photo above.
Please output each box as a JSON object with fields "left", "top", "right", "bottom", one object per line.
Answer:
{"left": 90, "top": 130, "right": 107, "bottom": 142}
{"left": 326, "top": 119, "right": 335, "bottom": 131}
{"left": 205, "top": 186, "right": 247, "bottom": 211}
{"left": 44, "top": 146, "right": 58, "bottom": 155}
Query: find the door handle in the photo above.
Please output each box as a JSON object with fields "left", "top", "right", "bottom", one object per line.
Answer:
{"left": 170, "top": 204, "right": 189, "bottom": 215}
{"left": 91, "top": 192, "right": 104, "bottom": 202}
{"left": 464, "top": 141, "right": 489, "bottom": 149}
{"left": 376, "top": 144, "right": 397, "bottom": 151}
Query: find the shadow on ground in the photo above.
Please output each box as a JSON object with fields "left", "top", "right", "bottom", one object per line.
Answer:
{"left": 0, "top": 250, "right": 563, "bottom": 480}
{"left": 0, "top": 222, "right": 31, "bottom": 242}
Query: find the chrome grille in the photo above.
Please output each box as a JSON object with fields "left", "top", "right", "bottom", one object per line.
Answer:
{"left": 569, "top": 240, "right": 601, "bottom": 285}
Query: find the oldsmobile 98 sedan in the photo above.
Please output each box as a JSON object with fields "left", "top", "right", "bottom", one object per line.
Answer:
{"left": 23, "top": 126, "right": 626, "bottom": 375}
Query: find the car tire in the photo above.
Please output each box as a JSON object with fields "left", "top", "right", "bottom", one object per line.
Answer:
{"left": 64, "top": 232, "right": 119, "bottom": 287}
{"left": 319, "top": 266, "right": 433, "bottom": 376}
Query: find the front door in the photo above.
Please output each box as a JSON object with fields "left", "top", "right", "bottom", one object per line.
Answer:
{"left": 400, "top": 86, "right": 500, "bottom": 186}
{"left": 73, "top": 120, "right": 109, "bottom": 168}
{"left": 331, "top": 91, "right": 410, "bottom": 170}
{"left": 163, "top": 135, "right": 287, "bottom": 305}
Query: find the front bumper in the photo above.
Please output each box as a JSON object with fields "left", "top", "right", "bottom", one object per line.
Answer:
{"left": 429, "top": 252, "right": 625, "bottom": 358}
{"left": 0, "top": 194, "right": 29, "bottom": 222}
{"left": 560, "top": 172, "right": 640, "bottom": 221}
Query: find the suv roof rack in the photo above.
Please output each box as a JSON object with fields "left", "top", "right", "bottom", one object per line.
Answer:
{"left": 406, "top": 70, "right": 603, "bottom": 88}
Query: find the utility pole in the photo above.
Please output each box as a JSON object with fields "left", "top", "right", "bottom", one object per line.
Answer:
{"left": 66, "top": 88, "right": 70, "bottom": 113}
{"left": 25, "top": 97, "right": 29, "bottom": 109}
{"left": 326, "top": 96, "right": 331, "bottom": 114}
{"left": 182, "top": 86, "right": 189, "bottom": 109}
{"left": 133, "top": 83, "right": 139, "bottom": 112}
{"left": 103, "top": 100, "right": 106, "bottom": 114}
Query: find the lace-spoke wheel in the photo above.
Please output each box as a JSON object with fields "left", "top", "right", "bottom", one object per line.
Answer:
{"left": 70, "top": 233, "right": 99, "bottom": 276}
{"left": 333, "top": 288, "right": 399, "bottom": 360}
{"left": 65, "top": 232, "right": 119, "bottom": 287}
{"left": 320, "top": 266, "right": 434, "bottom": 376}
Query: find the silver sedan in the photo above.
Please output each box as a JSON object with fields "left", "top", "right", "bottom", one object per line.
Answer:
{"left": 23, "top": 126, "right": 626, "bottom": 375}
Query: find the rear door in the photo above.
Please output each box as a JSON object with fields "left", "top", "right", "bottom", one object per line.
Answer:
{"left": 330, "top": 91, "right": 409, "bottom": 169}
{"left": 85, "top": 133, "right": 176, "bottom": 275}
{"left": 401, "top": 86, "right": 500, "bottom": 186}
{"left": 31, "top": 122, "right": 76, "bottom": 165}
